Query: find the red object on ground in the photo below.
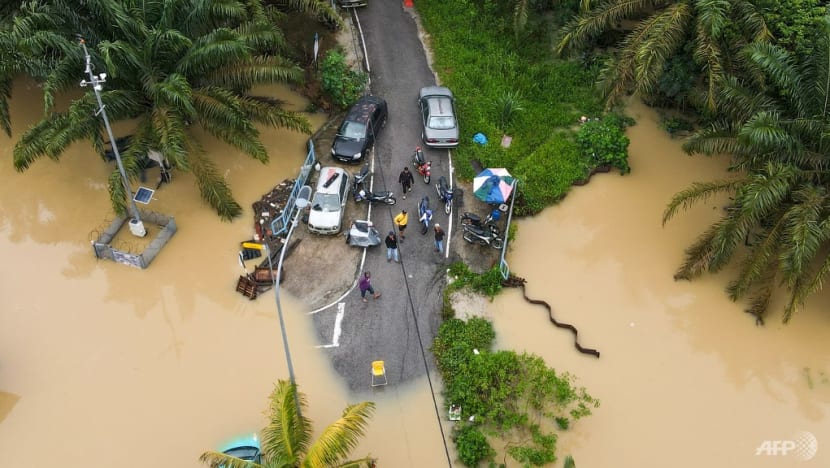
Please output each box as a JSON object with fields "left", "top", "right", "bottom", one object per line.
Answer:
{"left": 404, "top": 0, "right": 413, "bottom": 7}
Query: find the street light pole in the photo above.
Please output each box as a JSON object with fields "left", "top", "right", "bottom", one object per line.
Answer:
{"left": 245, "top": 185, "right": 311, "bottom": 418}
{"left": 79, "top": 38, "right": 146, "bottom": 237}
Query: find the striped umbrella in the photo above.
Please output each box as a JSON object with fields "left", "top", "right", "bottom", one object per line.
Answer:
{"left": 473, "top": 168, "right": 515, "bottom": 204}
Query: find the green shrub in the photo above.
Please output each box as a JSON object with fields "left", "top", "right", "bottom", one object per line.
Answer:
{"left": 506, "top": 425, "right": 557, "bottom": 466}
{"left": 576, "top": 118, "right": 631, "bottom": 174}
{"left": 320, "top": 50, "right": 368, "bottom": 109}
{"left": 661, "top": 116, "right": 694, "bottom": 137}
{"left": 494, "top": 90, "right": 524, "bottom": 132}
{"left": 454, "top": 424, "right": 495, "bottom": 467}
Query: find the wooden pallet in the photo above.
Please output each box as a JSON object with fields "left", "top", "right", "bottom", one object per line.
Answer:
{"left": 236, "top": 274, "right": 258, "bottom": 300}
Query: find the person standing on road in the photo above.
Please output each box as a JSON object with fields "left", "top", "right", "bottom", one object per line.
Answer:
{"left": 394, "top": 210, "right": 409, "bottom": 240}
{"left": 434, "top": 223, "right": 445, "bottom": 253}
{"left": 385, "top": 231, "right": 400, "bottom": 263}
{"left": 359, "top": 271, "right": 381, "bottom": 303}
{"left": 399, "top": 167, "right": 414, "bottom": 199}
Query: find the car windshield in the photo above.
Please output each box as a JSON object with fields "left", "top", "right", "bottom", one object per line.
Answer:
{"left": 339, "top": 121, "right": 367, "bottom": 140}
{"left": 428, "top": 115, "right": 456, "bottom": 130}
{"left": 311, "top": 193, "right": 341, "bottom": 212}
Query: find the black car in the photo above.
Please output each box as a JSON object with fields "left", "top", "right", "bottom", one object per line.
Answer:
{"left": 331, "top": 95, "right": 387, "bottom": 163}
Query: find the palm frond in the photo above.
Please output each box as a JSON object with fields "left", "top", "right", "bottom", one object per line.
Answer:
{"left": 733, "top": 0, "right": 771, "bottom": 42}
{"left": 633, "top": 2, "right": 691, "bottom": 96}
{"left": 191, "top": 87, "right": 269, "bottom": 162}
{"left": 303, "top": 402, "right": 376, "bottom": 467}
{"left": 199, "top": 450, "right": 263, "bottom": 468}
{"left": 513, "top": 0, "right": 530, "bottom": 35}
{"left": 692, "top": 21, "right": 725, "bottom": 111}
{"left": 208, "top": 55, "right": 305, "bottom": 92}
{"left": 261, "top": 380, "right": 312, "bottom": 466}
{"left": 108, "top": 168, "right": 128, "bottom": 217}
{"left": 662, "top": 178, "right": 743, "bottom": 225}
{"left": 744, "top": 42, "right": 806, "bottom": 117}
{"left": 234, "top": 19, "right": 288, "bottom": 54}
{"left": 187, "top": 150, "right": 243, "bottom": 220}
{"left": 778, "top": 186, "right": 826, "bottom": 285}
{"left": 726, "top": 212, "right": 785, "bottom": 300}
{"left": 557, "top": 0, "right": 664, "bottom": 55}
{"left": 178, "top": 28, "right": 251, "bottom": 79}
{"left": 713, "top": 75, "right": 777, "bottom": 124}
{"left": 284, "top": 0, "right": 341, "bottom": 29}
{"left": 681, "top": 120, "right": 745, "bottom": 157}
{"left": 674, "top": 222, "right": 721, "bottom": 280}
{"left": 239, "top": 95, "right": 312, "bottom": 134}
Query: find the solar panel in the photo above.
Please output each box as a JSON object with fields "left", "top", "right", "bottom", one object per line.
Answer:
{"left": 134, "top": 186, "right": 154, "bottom": 204}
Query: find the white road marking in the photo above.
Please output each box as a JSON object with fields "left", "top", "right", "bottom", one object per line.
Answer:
{"left": 316, "top": 302, "right": 346, "bottom": 348}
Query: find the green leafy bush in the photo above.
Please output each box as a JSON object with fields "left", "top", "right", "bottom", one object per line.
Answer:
{"left": 454, "top": 424, "right": 495, "bottom": 467}
{"left": 320, "top": 50, "right": 367, "bottom": 109}
{"left": 576, "top": 117, "right": 631, "bottom": 174}
{"left": 432, "top": 318, "right": 600, "bottom": 466}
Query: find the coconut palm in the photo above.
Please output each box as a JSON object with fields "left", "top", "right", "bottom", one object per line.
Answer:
{"left": 199, "top": 380, "right": 376, "bottom": 468}
{"left": 4, "top": 0, "right": 333, "bottom": 220}
{"left": 663, "top": 15, "right": 830, "bottom": 323}
{"left": 556, "top": 0, "right": 771, "bottom": 111}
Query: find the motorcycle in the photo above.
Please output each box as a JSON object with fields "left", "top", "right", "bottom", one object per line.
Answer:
{"left": 435, "top": 175, "right": 453, "bottom": 215}
{"left": 418, "top": 195, "right": 433, "bottom": 234}
{"left": 353, "top": 164, "right": 370, "bottom": 189}
{"left": 462, "top": 223, "right": 503, "bottom": 249}
{"left": 412, "top": 146, "right": 432, "bottom": 184}
{"left": 460, "top": 211, "right": 500, "bottom": 235}
{"left": 354, "top": 185, "right": 397, "bottom": 205}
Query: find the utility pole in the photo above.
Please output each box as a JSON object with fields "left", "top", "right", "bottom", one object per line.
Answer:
{"left": 79, "top": 38, "right": 146, "bottom": 237}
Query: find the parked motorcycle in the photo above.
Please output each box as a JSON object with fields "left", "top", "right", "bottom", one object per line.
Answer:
{"left": 352, "top": 164, "right": 396, "bottom": 205}
{"left": 354, "top": 186, "right": 397, "bottom": 205}
{"left": 462, "top": 223, "right": 503, "bottom": 249}
{"left": 353, "top": 164, "right": 370, "bottom": 190}
{"left": 418, "top": 195, "right": 433, "bottom": 234}
{"left": 412, "top": 146, "right": 432, "bottom": 184}
{"left": 460, "top": 211, "right": 500, "bottom": 235}
{"left": 435, "top": 175, "right": 454, "bottom": 215}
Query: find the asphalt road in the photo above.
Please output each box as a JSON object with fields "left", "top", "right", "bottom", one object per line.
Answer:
{"left": 309, "top": 3, "right": 453, "bottom": 393}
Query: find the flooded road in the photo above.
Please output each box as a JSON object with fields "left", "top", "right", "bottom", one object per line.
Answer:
{"left": 3, "top": 78, "right": 828, "bottom": 468}
{"left": 490, "top": 100, "right": 830, "bottom": 466}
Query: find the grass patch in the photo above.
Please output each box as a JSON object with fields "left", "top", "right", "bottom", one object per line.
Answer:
{"left": 416, "top": 0, "right": 612, "bottom": 213}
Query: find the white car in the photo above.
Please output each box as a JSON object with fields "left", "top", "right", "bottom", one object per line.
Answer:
{"left": 308, "top": 167, "right": 350, "bottom": 235}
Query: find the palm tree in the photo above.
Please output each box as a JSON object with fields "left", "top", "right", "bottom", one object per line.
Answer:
{"left": 663, "top": 15, "right": 830, "bottom": 323}
{"left": 199, "top": 380, "right": 376, "bottom": 468}
{"left": 3, "top": 0, "right": 333, "bottom": 220}
{"left": 556, "top": 0, "right": 771, "bottom": 111}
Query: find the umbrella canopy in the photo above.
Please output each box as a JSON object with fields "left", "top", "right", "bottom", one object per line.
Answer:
{"left": 473, "top": 168, "right": 515, "bottom": 204}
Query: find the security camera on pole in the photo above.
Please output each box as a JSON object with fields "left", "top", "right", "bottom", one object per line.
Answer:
{"left": 79, "top": 38, "right": 146, "bottom": 237}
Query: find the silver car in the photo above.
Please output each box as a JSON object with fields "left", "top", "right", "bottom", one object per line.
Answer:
{"left": 308, "top": 167, "right": 350, "bottom": 235}
{"left": 418, "top": 86, "right": 459, "bottom": 148}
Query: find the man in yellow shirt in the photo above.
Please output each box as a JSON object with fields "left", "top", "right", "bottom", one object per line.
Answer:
{"left": 394, "top": 210, "right": 409, "bottom": 240}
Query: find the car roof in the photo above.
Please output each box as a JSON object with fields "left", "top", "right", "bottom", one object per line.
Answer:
{"left": 315, "top": 167, "right": 348, "bottom": 194}
{"left": 419, "top": 86, "right": 454, "bottom": 100}
{"left": 345, "top": 95, "right": 386, "bottom": 123}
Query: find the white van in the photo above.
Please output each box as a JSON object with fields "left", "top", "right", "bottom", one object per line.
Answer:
{"left": 308, "top": 167, "right": 350, "bottom": 235}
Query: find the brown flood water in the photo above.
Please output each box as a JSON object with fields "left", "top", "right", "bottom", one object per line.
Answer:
{"left": 2, "top": 77, "right": 828, "bottom": 468}
{"left": 0, "top": 79, "right": 448, "bottom": 468}
{"left": 490, "top": 100, "right": 830, "bottom": 466}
